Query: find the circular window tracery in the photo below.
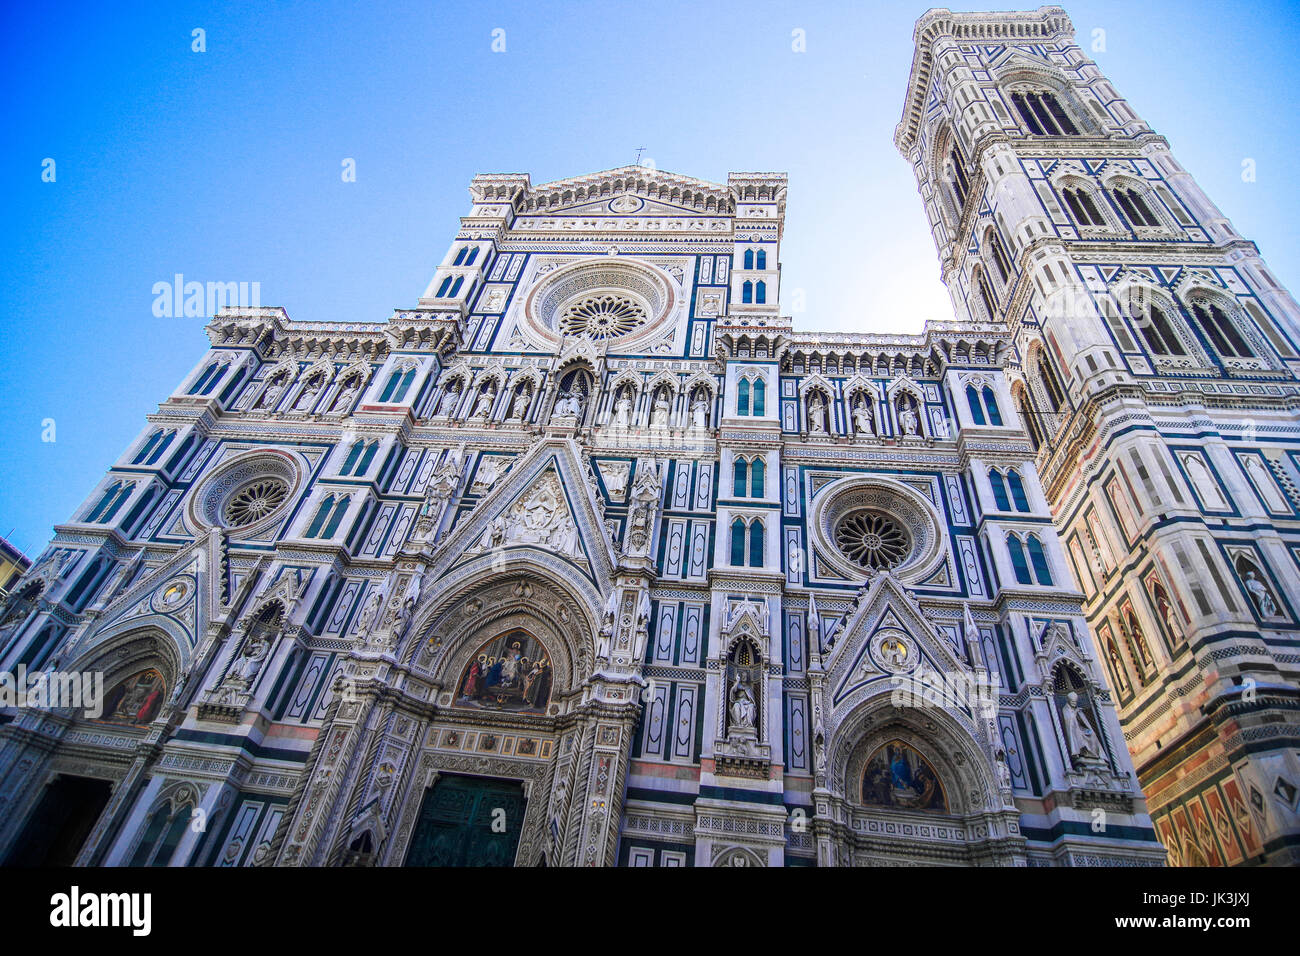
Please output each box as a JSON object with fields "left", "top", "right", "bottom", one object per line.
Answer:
{"left": 834, "top": 509, "right": 911, "bottom": 571}
{"left": 223, "top": 478, "right": 289, "bottom": 527}
{"left": 189, "top": 451, "right": 300, "bottom": 533}
{"left": 808, "top": 476, "right": 946, "bottom": 584}
{"left": 557, "top": 293, "right": 647, "bottom": 339}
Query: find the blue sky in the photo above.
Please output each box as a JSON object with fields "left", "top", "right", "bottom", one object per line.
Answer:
{"left": 2, "top": 0, "right": 1297, "bottom": 557}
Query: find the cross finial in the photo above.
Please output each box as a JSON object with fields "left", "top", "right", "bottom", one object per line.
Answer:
{"left": 634, "top": 146, "right": 647, "bottom": 166}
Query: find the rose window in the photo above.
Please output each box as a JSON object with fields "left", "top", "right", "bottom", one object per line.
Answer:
{"left": 557, "top": 294, "right": 647, "bottom": 339}
{"left": 223, "top": 478, "right": 289, "bottom": 527}
{"left": 834, "top": 509, "right": 911, "bottom": 571}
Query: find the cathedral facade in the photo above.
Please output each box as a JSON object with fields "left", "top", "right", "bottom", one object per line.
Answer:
{"left": 0, "top": 5, "right": 1293, "bottom": 867}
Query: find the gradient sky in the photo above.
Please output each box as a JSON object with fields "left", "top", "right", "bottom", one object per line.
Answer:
{"left": 2, "top": 0, "right": 1298, "bottom": 558}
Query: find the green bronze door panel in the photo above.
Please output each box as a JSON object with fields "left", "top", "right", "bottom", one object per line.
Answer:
{"left": 405, "top": 774, "right": 526, "bottom": 867}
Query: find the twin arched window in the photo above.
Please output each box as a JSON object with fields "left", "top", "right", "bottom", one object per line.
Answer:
{"left": 1191, "top": 300, "right": 1253, "bottom": 358}
{"left": 340, "top": 439, "right": 379, "bottom": 476}
{"left": 729, "top": 517, "right": 765, "bottom": 568}
{"left": 378, "top": 366, "right": 418, "bottom": 403}
{"left": 435, "top": 275, "right": 466, "bottom": 298}
{"left": 989, "top": 468, "right": 1030, "bottom": 512}
{"left": 134, "top": 429, "right": 177, "bottom": 465}
{"left": 742, "top": 248, "right": 767, "bottom": 270}
{"left": 986, "top": 227, "right": 1012, "bottom": 284}
{"left": 188, "top": 361, "right": 229, "bottom": 396}
{"left": 1007, "top": 532, "right": 1053, "bottom": 585}
{"left": 86, "top": 481, "right": 135, "bottom": 524}
{"left": 1061, "top": 185, "right": 1106, "bottom": 227}
{"left": 1112, "top": 187, "right": 1160, "bottom": 227}
{"left": 1010, "top": 90, "right": 1079, "bottom": 136}
{"left": 736, "top": 376, "right": 766, "bottom": 416}
{"left": 452, "top": 246, "right": 479, "bottom": 266}
{"left": 305, "top": 494, "right": 352, "bottom": 539}
{"left": 732, "top": 456, "right": 765, "bottom": 498}
{"left": 965, "top": 384, "right": 1003, "bottom": 426}
{"left": 741, "top": 280, "right": 767, "bottom": 305}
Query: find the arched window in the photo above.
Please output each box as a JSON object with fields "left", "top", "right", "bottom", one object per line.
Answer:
{"left": 1113, "top": 187, "right": 1160, "bottom": 227}
{"left": 357, "top": 440, "right": 379, "bottom": 474}
{"left": 755, "top": 280, "right": 767, "bottom": 305}
{"left": 1007, "top": 534, "right": 1032, "bottom": 585}
{"left": 949, "top": 146, "right": 970, "bottom": 210}
{"left": 976, "top": 269, "right": 998, "bottom": 320}
{"left": 990, "top": 469, "right": 1011, "bottom": 510}
{"left": 200, "top": 363, "right": 228, "bottom": 395}
{"left": 133, "top": 431, "right": 163, "bottom": 464}
{"left": 379, "top": 370, "right": 402, "bottom": 402}
{"left": 1062, "top": 186, "right": 1106, "bottom": 226}
{"left": 218, "top": 366, "right": 246, "bottom": 405}
{"left": 122, "top": 487, "right": 157, "bottom": 536}
{"left": 743, "top": 249, "right": 754, "bottom": 269}
{"left": 750, "top": 457, "right": 765, "bottom": 498}
{"left": 1191, "top": 301, "right": 1253, "bottom": 358}
{"left": 322, "top": 495, "right": 351, "bottom": 538}
{"left": 1036, "top": 354, "right": 1066, "bottom": 413}
{"left": 1010, "top": 90, "right": 1079, "bottom": 135}
{"left": 449, "top": 276, "right": 464, "bottom": 297}
{"left": 165, "top": 435, "right": 195, "bottom": 472}
{"left": 385, "top": 367, "right": 417, "bottom": 404}
{"left": 436, "top": 276, "right": 454, "bottom": 297}
{"left": 306, "top": 495, "right": 335, "bottom": 537}
{"left": 737, "top": 378, "right": 751, "bottom": 415}
{"left": 986, "top": 228, "right": 1012, "bottom": 283}
{"left": 1131, "top": 301, "right": 1185, "bottom": 356}
{"left": 1017, "top": 391, "right": 1043, "bottom": 451}
{"left": 146, "top": 431, "right": 175, "bottom": 466}
{"left": 453, "top": 247, "right": 467, "bottom": 266}
{"left": 188, "top": 363, "right": 219, "bottom": 395}
{"left": 90, "top": 482, "right": 134, "bottom": 525}
{"left": 756, "top": 249, "right": 766, "bottom": 270}
{"left": 465, "top": 247, "right": 479, "bottom": 265}
{"left": 1007, "top": 469, "right": 1030, "bottom": 512}
{"left": 742, "top": 280, "right": 753, "bottom": 304}
{"left": 748, "top": 519, "right": 765, "bottom": 567}
{"left": 730, "top": 518, "right": 747, "bottom": 566}
{"left": 340, "top": 439, "right": 365, "bottom": 476}
{"left": 966, "top": 385, "right": 986, "bottom": 425}
{"left": 752, "top": 378, "right": 766, "bottom": 416}
{"left": 982, "top": 386, "right": 1003, "bottom": 426}
{"left": 733, "top": 459, "right": 749, "bottom": 497}
{"left": 1026, "top": 534, "right": 1053, "bottom": 584}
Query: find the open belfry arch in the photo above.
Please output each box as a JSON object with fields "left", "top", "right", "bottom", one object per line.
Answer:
{"left": 2, "top": 6, "right": 1295, "bottom": 867}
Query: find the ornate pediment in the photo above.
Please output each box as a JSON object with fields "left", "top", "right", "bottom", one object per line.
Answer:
{"left": 432, "top": 438, "right": 618, "bottom": 588}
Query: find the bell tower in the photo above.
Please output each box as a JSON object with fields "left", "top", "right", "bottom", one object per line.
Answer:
{"left": 898, "top": 5, "right": 1300, "bottom": 865}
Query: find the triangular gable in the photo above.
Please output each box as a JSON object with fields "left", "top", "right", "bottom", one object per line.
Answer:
{"left": 430, "top": 438, "right": 616, "bottom": 588}
{"left": 826, "top": 574, "right": 973, "bottom": 710}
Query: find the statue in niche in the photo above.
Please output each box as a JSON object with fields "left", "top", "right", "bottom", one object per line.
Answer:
{"left": 437, "top": 380, "right": 462, "bottom": 418}
{"left": 479, "top": 514, "right": 506, "bottom": 551}
{"left": 807, "top": 393, "right": 828, "bottom": 435}
{"left": 612, "top": 389, "right": 633, "bottom": 428}
{"left": 354, "top": 589, "right": 383, "bottom": 634}
{"left": 597, "top": 590, "right": 617, "bottom": 660}
{"left": 1061, "top": 691, "right": 1102, "bottom": 763}
{"left": 294, "top": 376, "right": 323, "bottom": 411}
{"left": 258, "top": 374, "right": 287, "bottom": 409}
{"left": 228, "top": 632, "right": 271, "bottom": 687}
{"left": 471, "top": 384, "right": 496, "bottom": 420}
{"left": 473, "top": 456, "right": 503, "bottom": 493}
{"left": 553, "top": 387, "right": 582, "bottom": 420}
{"left": 690, "top": 392, "right": 709, "bottom": 429}
{"left": 624, "top": 462, "right": 662, "bottom": 555}
{"left": 1242, "top": 569, "right": 1280, "bottom": 618}
{"left": 897, "top": 397, "right": 920, "bottom": 437}
{"left": 509, "top": 387, "right": 531, "bottom": 422}
{"left": 852, "top": 397, "right": 875, "bottom": 436}
{"left": 1154, "top": 586, "right": 1181, "bottom": 640}
{"left": 415, "top": 447, "right": 463, "bottom": 540}
{"left": 650, "top": 390, "right": 671, "bottom": 428}
{"left": 729, "top": 679, "right": 756, "bottom": 731}
{"left": 331, "top": 376, "right": 360, "bottom": 412}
